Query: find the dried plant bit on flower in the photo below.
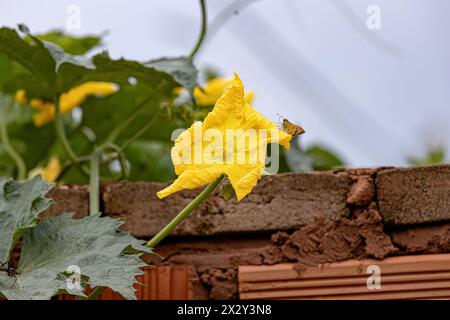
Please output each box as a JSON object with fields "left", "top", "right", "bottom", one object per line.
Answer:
{"left": 219, "top": 178, "right": 236, "bottom": 201}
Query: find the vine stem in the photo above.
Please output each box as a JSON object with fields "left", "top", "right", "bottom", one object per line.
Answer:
{"left": 54, "top": 95, "right": 89, "bottom": 177}
{"left": 0, "top": 97, "right": 27, "bottom": 180}
{"left": 189, "top": 0, "right": 207, "bottom": 58}
{"left": 146, "top": 175, "right": 224, "bottom": 249}
{"left": 89, "top": 150, "right": 100, "bottom": 215}
{"left": 119, "top": 107, "right": 162, "bottom": 153}
{"left": 104, "top": 96, "right": 153, "bottom": 144}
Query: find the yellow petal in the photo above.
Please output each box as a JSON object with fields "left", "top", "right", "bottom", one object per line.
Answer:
{"left": 158, "top": 73, "right": 293, "bottom": 201}
{"left": 193, "top": 78, "right": 233, "bottom": 106}
{"left": 244, "top": 90, "right": 255, "bottom": 104}
{"left": 20, "top": 82, "right": 118, "bottom": 127}
{"left": 30, "top": 100, "right": 55, "bottom": 127}
{"left": 242, "top": 103, "right": 292, "bottom": 150}
{"left": 157, "top": 166, "right": 224, "bottom": 199}
{"left": 191, "top": 76, "right": 255, "bottom": 107}
{"left": 15, "top": 90, "right": 27, "bottom": 104}
{"left": 203, "top": 73, "right": 245, "bottom": 130}
{"left": 29, "top": 156, "right": 61, "bottom": 183}
{"left": 60, "top": 81, "right": 118, "bottom": 114}
{"left": 225, "top": 163, "right": 265, "bottom": 201}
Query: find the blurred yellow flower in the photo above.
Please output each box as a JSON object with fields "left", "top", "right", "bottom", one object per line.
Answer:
{"left": 192, "top": 77, "right": 254, "bottom": 107}
{"left": 15, "top": 82, "right": 118, "bottom": 127}
{"left": 15, "top": 89, "right": 27, "bottom": 104}
{"left": 157, "top": 73, "right": 291, "bottom": 201}
{"left": 29, "top": 156, "right": 62, "bottom": 183}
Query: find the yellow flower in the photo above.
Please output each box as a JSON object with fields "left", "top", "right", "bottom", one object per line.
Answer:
{"left": 157, "top": 73, "right": 292, "bottom": 201}
{"left": 15, "top": 82, "right": 118, "bottom": 127}
{"left": 15, "top": 89, "right": 27, "bottom": 104}
{"left": 29, "top": 156, "right": 62, "bottom": 183}
{"left": 29, "top": 100, "right": 55, "bottom": 127}
{"left": 193, "top": 77, "right": 254, "bottom": 107}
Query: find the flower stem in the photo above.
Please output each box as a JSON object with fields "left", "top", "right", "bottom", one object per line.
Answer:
{"left": 146, "top": 175, "right": 223, "bottom": 249}
{"left": 89, "top": 150, "right": 100, "bottom": 215}
{"left": 0, "top": 97, "right": 26, "bottom": 180}
{"left": 189, "top": 0, "right": 207, "bottom": 58}
{"left": 54, "top": 95, "right": 89, "bottom": 177}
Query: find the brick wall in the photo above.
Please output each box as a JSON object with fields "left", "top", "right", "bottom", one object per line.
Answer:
{"left": 40, "top": 165, "right": 450, "bottom": 299}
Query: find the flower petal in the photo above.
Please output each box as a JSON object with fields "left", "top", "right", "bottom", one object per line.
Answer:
{"left": 202, "top": 73, "right": 245, "bottom": 130}
{"left": 225, "top": 163, "right": 265, "bottom": 201}
{"left": 157, "top": 73, "right": 294, "bottom": 202}
{"left": 157, "top": 166, "right": 224, "bottom": 199}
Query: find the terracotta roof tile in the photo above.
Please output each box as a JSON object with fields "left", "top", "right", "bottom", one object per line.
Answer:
{"left": 239, "top": 254, "right": 450, "bottom": 300}
{"left": 59, "top": 265, "right": 192, "bottom": 300}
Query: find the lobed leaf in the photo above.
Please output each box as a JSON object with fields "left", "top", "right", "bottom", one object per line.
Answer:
{"left": 145, "top": 57, "right": 198, "bottom": 96}
{"left": 0, "top": 176, "right": 152, "bottom": 300}
{"left": 0, "top": 175, "right": 54, "bottom": 262}
{"left": 35, "top": 30, "right": 102, "bottom": 55}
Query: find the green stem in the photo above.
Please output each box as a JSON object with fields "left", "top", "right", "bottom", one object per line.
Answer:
{"left": 0, "top": 98, "right": 27, "bottom": 180}
{"left": 100, "top": 142, "right": 129, "bottom": 179}
{"left": 104, "top": 96, "right": 153, "bottom": 144}
{"left": 86, "top": 286, "right": 106, "bottom": 300}
{"left": 189, "top": 0, "right": 207, "bottom": 58}
{"left": 54, "top": 95, "right": 89, "bottom": 177}
{"left": 146, "top": 175, "right": 223, "bottom": 249}
{"left": 119, "top": 108, "right": 162, "bottom": 153}
{"left": 89, "top": 150, "right": 100, "bottom": 215}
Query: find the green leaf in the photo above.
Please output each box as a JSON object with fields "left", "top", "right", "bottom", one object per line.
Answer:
{"left": 0, "top": 212, "right": 151, "bottom": 300}
{"left": 0, "top": 27, "right": 177, "bottom": 98}
{"left": 0, "top": 54, "right": 24, "bottom": 89}
{"left": 124, "top": 140, "right": 175, "bottom": 182}
{"left": 282, "top": 138, "right": 345, "bottom": 172}
{"left": 44, "top": 41, "right": 95, "bottom": 71}
{"left": 304, "top": 145, "right": 345, "bottom": 171}
{"left": 0, "top": 27, "right": 56, "bottom": 97}
{"left": 0, "top": 93, "right": 57, "bottom": 172}
{"left": 56, "top": 53, "right": 174, "bottom": 94}
{"left": 282, "top": 141, "right": 313, "bottom": 172}
{"left": 145, "top": 57, "right": 198, "bottom": 95}
{"left": 201, "top": 66, "right": 222, "bottom": 82}
{"left": 408, "top": 146, "right": 446, "bottom": 166}
{"left": 0, "top": 176, "right": 54, "bottom": 262}
{"left": 18, "top": 24, "right": 94, "bottom": 72}
{"left": 35, "top": 30, "right": 102, "bottom": 55}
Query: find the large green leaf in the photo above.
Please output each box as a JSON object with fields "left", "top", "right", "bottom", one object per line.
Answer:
{"left": 0, "top": 176, "right": 53, "bottom": 262}
{"left": 0, "top": 176, "right": 151, "bottom": 300}
{"left": 0, "top": 54, "right": 25, "bottom": 89}
{"left": 304, "top": 145, "right": 345, "bottom": 170}
{"left": 0, "top": 212, "right": 151, "bottom": 300}
{"left": 44, "top": 41, "right": 94, "bottom": 71}
{"left": 0, "top": 27, "right": 178, "bottom": 98}
{"left": 0, "top": 93, "right": 57, "bottom": 173}
{"left": 408, "top": 146, "right": 446, "bottom": 166}
{"left": 145, "top": 57, "right": 198, "bottom": 95}
{"left": 282, "top": 137, "right": 345, "bottom": 172}
{"left": 35, "top": 30, "right": 102, "bottom": 55}
{"left": 125, "top": 140, "right": 175, "bottom": 182}
{"left": 0, "top": 27, "right": 56, "bottom": 98}
{"left": 0, "top": 26, "right": 198, "bottom": 183}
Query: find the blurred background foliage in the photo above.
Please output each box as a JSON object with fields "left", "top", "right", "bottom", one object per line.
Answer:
{"left": 0, "top": 27, "right": 446, "bottom": 186}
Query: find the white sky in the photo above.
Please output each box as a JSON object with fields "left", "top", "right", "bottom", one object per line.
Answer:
{"left": 1, "top": 0, "right": 449, "bottom": 167}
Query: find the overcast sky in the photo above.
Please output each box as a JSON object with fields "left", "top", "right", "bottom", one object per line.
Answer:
{"left": 1, "top": 0, "right": 449, "bottom": 167}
